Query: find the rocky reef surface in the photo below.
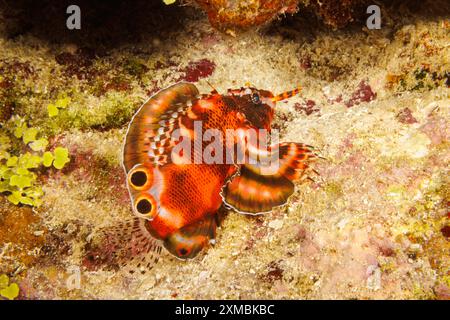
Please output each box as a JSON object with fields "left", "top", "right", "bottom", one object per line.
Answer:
{"left": 0, "top": 1, "right": 448, "bottom": 299}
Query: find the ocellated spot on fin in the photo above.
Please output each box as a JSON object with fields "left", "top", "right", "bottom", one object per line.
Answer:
{"left": 83, "top": 218, "right": 163, "bottom": 274}
{"left": 127, "top": 164, "right": 153, "bottom": 191}
{"left": 126, "top": 164, "right": 159, "bottom": 220}
{"left": 163, "top": 214, "right": 218, "bottom": 260}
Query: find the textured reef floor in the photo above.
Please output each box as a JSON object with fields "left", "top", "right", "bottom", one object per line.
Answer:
{"left": 0, "top": 1, "right": 449, "bottom": 299}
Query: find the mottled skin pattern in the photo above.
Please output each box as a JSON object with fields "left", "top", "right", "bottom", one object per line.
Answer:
{"left": 123, "top": 82, "right": 314, "bottom": 259}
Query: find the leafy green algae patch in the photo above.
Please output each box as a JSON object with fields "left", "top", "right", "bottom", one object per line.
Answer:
{"left": 0, "top": 116, "right": 70, "bottom": 206}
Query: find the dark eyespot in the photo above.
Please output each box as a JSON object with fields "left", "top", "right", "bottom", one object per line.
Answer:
{"left": 130, "top": 171, "right": 147, "bottom": 187}
{"left": 251, "top": 92, "right": 261, "bottom": 104}
{"left": 179, "top": 248, "right": 188, "bottom": 256}
{"left": 136, "top": 198, "right": 152, "bottom": 214}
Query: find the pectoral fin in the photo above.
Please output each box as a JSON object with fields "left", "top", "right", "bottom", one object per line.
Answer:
{"left": 222, "top": 165, "right": 295, "bottom": 214}
{"left": 222, "top": 142, "right": 316, "bottom": 214}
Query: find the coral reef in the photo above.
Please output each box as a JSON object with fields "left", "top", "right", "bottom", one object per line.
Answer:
{"left": 189, "top": 0, "right": 373, "bottom": 32}
{"left": 0, "top": 0, "right": 449, "bottom": 299}
{"left": 193, "top": 0, "right": 299, "bottom": 32}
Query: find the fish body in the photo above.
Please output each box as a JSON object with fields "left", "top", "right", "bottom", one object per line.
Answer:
{"left": 84, "top": 82, "right": 316, "bottom": 271}
{"left": 119, "top": 82, "right": 316, "bottom": 261}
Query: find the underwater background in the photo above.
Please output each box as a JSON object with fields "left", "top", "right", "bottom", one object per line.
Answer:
{"left": 0, "top": 0, "right": 449, "bottom": 299}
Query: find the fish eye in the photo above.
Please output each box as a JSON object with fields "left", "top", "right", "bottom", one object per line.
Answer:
{"left": 251, "top": 92, "right": 261, "bottom": 104}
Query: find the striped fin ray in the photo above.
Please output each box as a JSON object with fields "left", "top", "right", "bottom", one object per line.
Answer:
{"left": 123, "top": 82, "right": 199, "bottom": 172}
{"left": 83, "top": 217, "right": 164, "bottom": 274}
{"left": 222, "top": 142, "right": 317, "bottom": 214}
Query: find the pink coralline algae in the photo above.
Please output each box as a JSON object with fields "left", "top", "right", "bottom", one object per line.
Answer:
{"left": 55, "top": 48, "right": 97, "bottom": 80}
{"left": 177, "top": 59, "right": 216, "bottom": 82}
{"left": 441, "top": 225, "right": 450, "bottom": 238}
{"left": 294, "top": 100, "right": 320, "bottom": 116}
{"left": 396, "top": 108, "right": 418, "bottom": 124}
{"left": 420, "top": 116, "right": 448, "bottom": 145}
{"left": 370, "top": 236, "right": 396, "bottom": 257}
{"left": 345, "top": 81, "right": 377, "bottom": 108}
{"left": 328, "top": 94, "right": 343, "bottom": 104}
{"left": 299, "top": 56, "right": 312, "bottom": 70}
{"left": 434, "top": 284, "right": 450, "bottom": 300}
{"left": 149, "top": 59, "right": 216, "bottom": 91}
{"left": 264, "top": 260, "right": 284, "bottom": 283}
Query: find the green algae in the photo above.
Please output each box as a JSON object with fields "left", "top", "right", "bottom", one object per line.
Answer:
{"left": 411, "top": 283, "right": 435, "bottom": 300}
{"left": 47, "top": 95, "right": 70, "bottom": 118}
{"left": 0, "top": 116, "right": 70, "bottom": 206}
{"left": 323, "top": 181, "right": 344, "bottom": 199}
{"left": 0, "top": 274, "right": 19, "bottom": 300}
{"left": 393, "top": 67, "right": 449, "bottom": 93}
{"left": 122, "top": 57, "right": 149, "bottom": 78}
{"left": 50, "top": 92, "right": 139, "bottom": 132}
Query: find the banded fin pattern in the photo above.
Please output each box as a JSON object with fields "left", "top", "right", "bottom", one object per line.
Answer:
{"left": 222, "top": 141, "right": 317, "bottom": 214}
{"left": 123, "top": 82, "right": 199, "bottom": 171}
{"left": 83, "top": 218, "right": 163, "bottom": 274}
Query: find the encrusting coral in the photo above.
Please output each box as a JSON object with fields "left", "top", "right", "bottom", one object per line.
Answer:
{"left": 185, "top": 0, "right": 373, "bottom": 32}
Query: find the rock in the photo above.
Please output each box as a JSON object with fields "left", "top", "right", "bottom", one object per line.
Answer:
{"left": 268, "top": 219, "right": 284, "bottom": 230}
